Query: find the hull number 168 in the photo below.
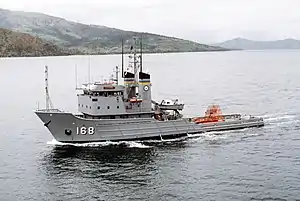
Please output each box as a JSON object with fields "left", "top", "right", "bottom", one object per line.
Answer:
{"left": 77, "top": 126, "right": 95, "bottom": 135}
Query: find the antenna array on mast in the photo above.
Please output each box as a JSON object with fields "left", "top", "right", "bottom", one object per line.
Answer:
{"left": 45, "top": 65, "right": 54, "bottom": 110}
{"left": 121, "top": 35, "right": 143, "bottom": 78}
{"left": 127, "top": 36, "right": 144, "bottom": 83}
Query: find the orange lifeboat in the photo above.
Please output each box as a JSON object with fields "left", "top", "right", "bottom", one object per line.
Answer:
{"left": 193, "top": 104, "right": 225, "bottom": 124}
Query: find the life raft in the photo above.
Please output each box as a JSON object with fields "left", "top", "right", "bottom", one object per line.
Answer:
{"left": 193, "top": 104, "right": 225, "bottom": 124}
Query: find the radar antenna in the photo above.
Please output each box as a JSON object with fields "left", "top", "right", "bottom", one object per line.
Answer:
{"left": 128, "top": 36, "right": 141, "bottom": 84}
{"left": 45, "top": 65, "right": 54, "bottom": 110}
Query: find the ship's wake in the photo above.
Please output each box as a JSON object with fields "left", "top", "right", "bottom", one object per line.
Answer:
{"left": 187, "top": 130, "right": 240, "bottom": 143}
{"left": 47, "top": 139, "right": 151, "bottom": 148}
{"left": 262, "top": 113, "right": 300, "bottom": 128}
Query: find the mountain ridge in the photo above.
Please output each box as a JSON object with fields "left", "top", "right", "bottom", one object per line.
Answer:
{"left": 214, "top": 37, "right": 300, "bottom": 50}
{"left": 0, "top": 8, "right": 228, "bottom": 54}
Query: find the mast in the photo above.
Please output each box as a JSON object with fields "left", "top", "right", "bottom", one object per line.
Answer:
{"left": 45, "top": 65, "right": 49, "bottom": 109}
{"left": 133, "top": 37, "right": 139, "bottom": 84}
{"left": 45, "top": 65, "right": 53, "bottom": 110}
{"left": 121, "top": 38, "right": 124, "bottom": 78}
{"left": 75, "top": 64, "right": 78, "bottom": 89}
{"left": 114, "top": 65, "right": 119, "bottom": 85}
{"left": 88, "top": 55, "right": 91, "bottom": 87}
{"left": 140, "top": 34, "right": 143, "bottom": 72}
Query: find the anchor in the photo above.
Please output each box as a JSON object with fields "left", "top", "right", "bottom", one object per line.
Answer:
{"left": 44, "top": 120, "right": 51, "bottom": 127}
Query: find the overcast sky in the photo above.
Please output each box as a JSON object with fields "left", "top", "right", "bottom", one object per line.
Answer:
{"left": 0, "top": 0, "right": 299, "bottom": 43}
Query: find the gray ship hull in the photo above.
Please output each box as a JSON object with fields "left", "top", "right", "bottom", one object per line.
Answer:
{"left": 35, "top": 110, "right": 264, "bottom": 143}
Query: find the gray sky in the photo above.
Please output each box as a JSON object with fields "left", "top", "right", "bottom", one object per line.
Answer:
{"left": 0, "top": 0, "right": 299, "bottom": 43}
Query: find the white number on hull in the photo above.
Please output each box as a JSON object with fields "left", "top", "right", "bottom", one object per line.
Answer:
{"left": 88, "top": 127, "right": 95, "bottom": 135}
{"left": 77, "top": 127, "right": 95, "bottom": 135}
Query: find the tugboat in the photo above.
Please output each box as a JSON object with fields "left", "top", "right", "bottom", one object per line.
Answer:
{"left": 35, "top": 37, "right": 264, "bottom": 143}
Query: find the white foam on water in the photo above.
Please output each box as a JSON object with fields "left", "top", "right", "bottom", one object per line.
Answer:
{"left": 241, "top": 132, "right": 264, "bottom": 139}
{"left": 260, "top": 112, "right": 290, "bottom": 118}
{"left": 188, "top": 129, "right": 244, "bottom": 138}
{"left": 263, "top": 114, "right": 300, "bottom": 129}
{"left": 47, "top": 139, "right": 151, "bottom": 148}
{"left": 265, "top": 115, "right": 296, "bottom": 122}
{"left": 187, "top": 133, "right": 204, "bottom": 138}
{"left": 205, "top": 133, "right": 230, "bottom": 140}
{"left": 47, "top": 139, "right": 64, "bottom": 145}
{"left": 187, "top": 131, "right": 231, "bottom": 143}
{"left": 126, "top": 141, "right": 152, "bottom": 148}
{"left": 139, "top": 135, "right": 189, "bottom": 143}
{"left": 275, "top": 119, "right": 300, "bottom": 125}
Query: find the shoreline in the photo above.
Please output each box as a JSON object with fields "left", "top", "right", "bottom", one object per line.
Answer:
{"left": 0, "top": 49, "right": 235, "bottom": 59}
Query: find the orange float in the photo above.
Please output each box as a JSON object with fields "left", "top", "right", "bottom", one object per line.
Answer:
{"left": 193, "top": 104, "right": 225, "bottom": 124}
{"left": 129, "top": 97, "right": 143, "bottom": 103}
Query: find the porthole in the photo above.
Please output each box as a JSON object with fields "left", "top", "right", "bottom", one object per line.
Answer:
{"left": 97, "top": 106, "right": 100, "bottom": 109}
{"left": 107, "top": 106, "right": 110, "bottom": 109}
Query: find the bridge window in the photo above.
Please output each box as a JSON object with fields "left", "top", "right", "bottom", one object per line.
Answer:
{"left": 92, "top": 98, "right": 98, "bottom": 102}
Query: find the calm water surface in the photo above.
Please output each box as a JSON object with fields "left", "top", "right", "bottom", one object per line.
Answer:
{"left": 0, "top": 50, "right": 300, "bottom": 201}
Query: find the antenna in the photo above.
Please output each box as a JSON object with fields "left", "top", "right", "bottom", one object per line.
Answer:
{"left": 109, "top": 73, "right": 114, "bottom": 83}
{"left": 121, "top": 38, "right": 124, "bottom": 78}
{"left": 132, "top": 37, "right": 140, "bottom": 95}
{"left": 140, "top": 34, "right": 143, "bottom": 72}
{"left": 114, "top": 65, "right": 120, "bottom": 85}
{"left": 45, "top": 65, "right": 54, "bottom": 110}
{"left": 88, "top": 56, "right": 91, "bottom": 85}
{"left": 75, "top": 64, "right": 78, "bottom": 89}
